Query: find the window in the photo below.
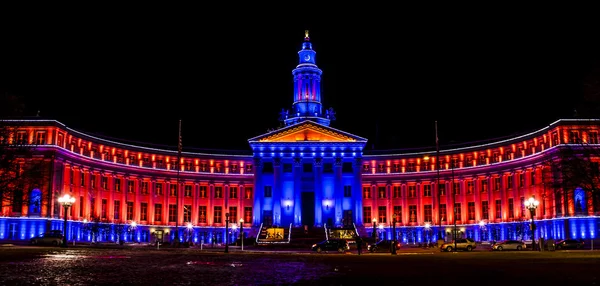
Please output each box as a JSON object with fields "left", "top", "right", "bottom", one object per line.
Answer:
{"left": 423, "top": 184, "right": 431, "bottom": 197}
{"left": 409, "top": 205, "right": 417, "bottom": 223}
{"left": 264, "top": 186, "right": 272, "bottom": 197}
{"left": 453, "top": 181, "right": 460, "bottom": 195}
{"left": 530, "top": 171, "right": 535, "bottom": 186}
{"left": 142, "top": 182, "right": 149, "bottom": 195}
{"left": 198, "top": 206, "right": 207, "bottom": 223}
{"left": 393, "top": 186, "right": 401, "bottom": 198}
{"left": 80, "top": 171, "right": 85, "bottom": 187}
{"left": 466, "top": 181, "right": 474, "bottom": 194}
{"left": 495, "top": 200, "right": 502, "bottom": 219}
{"left": 101, "top": 199, "right": 107, "bottom": 219}
{"left": 140, "top": 203, "right": 147, "bottom": 221}
{"left": 520, "top": 196, "right": 525, "bottom": 217}
{"left": 114, "top": 200, "right": 120, "bottom": 220}
{"left": 229, "top": 207, "right": 237, "bottom": 222}
{"left": 154, "top": 204, "right": 162, "bottom": 222}
{"left": 507, "top": 175, "right": 513, "bottom": 189}
{"left": 170, "top": 184, "right": 178, "bottom": 197}
{"left": 323, "top": 163, "right": 333, "bottom": 173}
{"left": 214, "top": 206, "right": 222, "bottom": 223}
{"left": 35, "top": 131, "right": 46, "bottom": 145}
{"left": 69, "top": 169, "right": 74, "bottom": 185}
{"left": 79, "top": 196, "right": 83, "bottom": 217}
{"left": 183, "top": 205, "right": 192, "bottom": 222}
{"left": 244, "top": 207, "right": 252, "bottom": 223}
{"left": 363, "top": 187, "right": 371, "bottom": 199}
{"left": 439, "top": 204, "right": 446, "bottom": 222}
{"left": 454, "top": 203, "right": 462, "bottom": 222}
{"left": 283, "top": 163, "right": 292, "bottom": 173}
{"left": 589, "top": 131, "right": 598, "bottom": 144}
{"left": 482, "top": 201, "right": 489, "bottom": 220}
{"left": 90, "top": 174, "right": 96, "bottom": 189}
{"left": 481, "top": 178, "right": 488, "bottom": 193}
{"left": 215, "top": 186, "right": 223, "bottom": 198}
{"left": 343, "top": 185, "right": 351, "bottom": 197}
{"left": 493, "top": 177, "right": 500, "bottom": 191}
{"left": 229, "top": 187, "right": 238, "bottom": 199}
{"left": 378, "top": 206, "right": 387, "bottom": 223}
{"left": 393, "top": 206, "right": 402, "bottom": 224}
{"left": 169, "top": 204, "right": 177, "bottom": 222}
{"left": 439, "top": 183, "right": 446, "bottom": 196}
{"left": 185, "top": 185, "right": 193, "bottom": 197}
{"left": 199, "top": 186, "right": 207, "bottom": 198}
{"left": 468, "top": 202, "right": 475, "bottom": 221}
{"left": 508, "top": 198, "right": 514, "bottom": 219}
{"left": 16, "top": 131, "right": 27, "bottom": 144}
{"left": 408, "top": 185, "right": 416, "bottom": 198}
{"left": 127, "top": 202, "right": 133, "bottom": 220}
{"left": 342, "top": 162, "right": 353, "bottom": 173}
{"left": 156, "top": 183, "right": 163, "bottom": 195}
{"left": 552, "top": 131, "right": 559, "bottom": 145}
{"left": 115, "top": 178, "right": 121, "bottom": 192}
{"left": 363, "top": 207, "right": 372, "bottom": 223}
{"left": 244, "top": 187, "right": 253, "bottom": 199}
{"left": 262, "top": 162, "right": 273, "bottom": 173}
{"left": 518, "top": 173, "right": 524, "bottom": 188}
{"left": 90, "top": 198, "right": 95, "bottom": 217}
{"left": 303, "top": 163, "right": 312, "bottom": 173}
{"left": 128, "top": 180, "right": 135, "bottom": 193}
{"left": 378, "top": 186, "right": 386, "bottom": 198}
{"left": 424, "top": 205, "right": 432, "bottom": 222}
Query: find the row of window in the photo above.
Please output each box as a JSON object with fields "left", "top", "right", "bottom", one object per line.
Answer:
{"left": 82, "top": 197, "right": 253, "bottom": 224}
{"left": 261, "top": 162, "right": 355, "bottom": 173}
{"left": 363, "top": 197, "right": 545, "bottom": 224}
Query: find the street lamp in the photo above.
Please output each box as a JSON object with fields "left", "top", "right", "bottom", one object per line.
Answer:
{"left": 424, "top": 222, "right": 431, "bottom": 246}
{"left": 58, "top": 194, "right": 75, "bottom": 247}
{"left": 130, "top": 221, "right": 137, "bottom": 243}
{"left": 479, "top": 220, "right": 486, "bottom": 242}
{"left": 372, "top": 218, "right": 377, "bottom": 239}
{"left": 225, "top": 213, "right": 230, "bottom": 253}
{"left": 239, "top": 218, "right": 244, "bottom": 251}
{"left": 231, "top": 223, "right": 238, "bottom": 246}
{"left": 186, "top": 222, "right": 193, "bottom": 244}
{"left": 391, "top": 213, "right": 397, "bottom": 255}
{"left": 525, "top": 196, "right": 539, "bottom": 251}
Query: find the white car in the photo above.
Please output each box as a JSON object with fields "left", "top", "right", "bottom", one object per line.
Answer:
{"left": 440, "top": 238, "right": 477, "bottom": 252}
{"left": 491, "top": 240, "right": 526, "bottom": 251}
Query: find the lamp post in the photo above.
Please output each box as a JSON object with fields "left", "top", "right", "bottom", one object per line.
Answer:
{"left": 225, "top": 213, "right": 230, "bottom": 253}
{"left": 239, "top": 218, "right": 244, "bottom": 251}
{"left": 186, "top": 222, "right": 193, "bottom": 244}
{"left": 372, "top": 218, "right": 377, "bottom": 240}
{"left": 130, "top": 221, "right": 137, "bottom": 243}
{"left": 391, "top": 213, "right": 397, "bottom": 255}
{"left": 479, "top": 220, "right": 486, "bottom": 242}
{"left": 424, "top": 222, "right": 431, "bottom": 246}
{"left": 525, "top": 196, "right": 539, "bottom": 251}
{"left": 58, "top": 194, "right": 76, "bottom": 248}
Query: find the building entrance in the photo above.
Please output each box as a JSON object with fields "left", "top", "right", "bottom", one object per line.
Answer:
{"left": 301, "top": 192, "right": 315, "bottom": 226}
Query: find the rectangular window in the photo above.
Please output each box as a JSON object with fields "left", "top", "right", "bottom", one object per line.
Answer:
{"left": 589, "top": 131, "right": 599, "bottom": 144}
{"left": 185, "top": 185, "right": 193, "bottom": 197}
{"left": 303, "top": 163, "right": 312, "bottom": 173}
{"left": 409, "top": 205, "right": 417, "bottom": 223}
{"left": 378, "top": 186, "right": 386, "bottom": 199}
{"left": 439, "top": 183, "right": 446, "bottom": 196}
{"left": 480, "top": 201, "right": 489, "bottom": 220}
{"left": 408, "top": 185, "right": 416, "bottom": 198}
{"left": 114, "top": 200, "right": 120, "bottom": 220}
{"left": 198, "top": 206, "right": 207, "bottom": 223}
{"left": 323, "top": 163, "right": 333, "bottom": 173}
{"left": 264, "top": 186, "right": 272, "bottom": 197}
{"left": 342, "top": 162, "right": 353, "bottom": 173}
{"left": 393, "top": 206, "right": 402, "bottom": 224}
{"left": 439, "top": 204, "right": 446, "bottom": 222}
{"left": 90, "top": 198, "right": 95, "bottom": 217}
{"left": 214, "top": 206, "right": 222, "bottom": 223}
{"left": 199, "top": 185, "right": 207, "bottom": 198}
{"left": 343, "top": 185, "right": 351, "bottom": 197}
{"left": 35, "top": 131, "right": 46, "bottom": 145}
{"left": 229, "top": 187, "right": 238, "bottom": 199}
{"left": 213, "top": 186, "right": 222, "bottom": 198}
{"left": 508, "top": 198, "right": 514, "bottom": 219}
{"left": 493, "top": 177, "right": 500, "bottom": 191}
{"left": 156, "top": 183, "right": 163, "bottom": 195}
{"left": 393, "top": 186, "right": 401, "bottom": 198}
{"left": 423, "top": 184, "right": 431, "bottom": 197}
{"left": 101, "top": 199, "right": 107, "bottom": 219}
{"left": 466, "top": 180, "right": 474, "bottom": 194}
{"left": 140, "top": 203, "right": 147, "bottom": 221}
{"left": 69, "top": 169, "right": 74, "bottom": 185}
{"left": 454, "top": 203, "right": 462, "bottom": 222}
{"left": 115, "top": 178, "right": 121, "bottom": 192}
{"left": 79, "top": 196, "right": 83, "bottom": 217}
{"left": 80, "top": 171, "right": 85, "bottom": 187}
{"left": 229, "top": 207, "right": 237, "bottom": 222}
{"left": 507, "top": 175, "right": 513, "bottom": 189}
{"left": 244, "top": 187, "right": 253, "bottom": 199}
{"left": 170, "top": 184, "right": 178, "bottom": 197}
{"left": 363, "top": 206, "right": 372, "bottom": 223}
{"left": 154, "top": 204, "right": 162, "bottom": 222}
{"left": 183, "top": 204, "right": 192, "bottom": 222}
{"left": 518, "top": 173, "right": 524, "bottom": 188}
{"left": 495, "top": 200, "right": 502, "bottom": 219}
{"left": 520, "top": 196, "right": 525, "bottom": 217}
{"left": 424, "top": 205, "right": 432, "bottom": 222}
{"left": 363, "top": 187, "right": 371, "bottom": 199}
{"left": 481, "top": 178, "right": 488, "bottom": 193}
{"left": 90, "top": 174, "right": 95, "bottom": 189}
{"left": 453, "top": 181, "right": 460, "bottom": 195}
{"left": 283, "top": 163, "right": 293, "bottom": 173}
{"left": 378, "top": 206, "right": 387, "bottom": 223}
{"left": 169, "top": 204, "right": 177, "bottom": 222}
{"left": 262, "top": 162, "right": 273, "bottom": 173}
{"left": 530, "top": 171, "right": 535, "bottom": 186}
{"left": 244, "top": 207, "right": 252, "bottom": 223}
{"left": 468, "top": 202, "right": 475, "bottom": 221}
{"left": 127, "top": 202, "right": 133, "bottom": 220}
{"left": 16, "top": 131, "right": 27, "bottom": 144}
{"left": 128, "top": 180, "right": 135, "bottom": 193}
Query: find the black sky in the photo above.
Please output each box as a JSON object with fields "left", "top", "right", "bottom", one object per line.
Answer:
{"left": 2, "top": 9, "right": 599, "bottom": 152}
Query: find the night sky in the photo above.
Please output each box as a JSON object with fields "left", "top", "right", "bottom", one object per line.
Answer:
{"left": 2, "top": 11, "right": 599, "bottom": 152}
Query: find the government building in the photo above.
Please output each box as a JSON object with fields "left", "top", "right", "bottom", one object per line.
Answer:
{"left": 1, "top": 32, "right": 599, "bottom": 246}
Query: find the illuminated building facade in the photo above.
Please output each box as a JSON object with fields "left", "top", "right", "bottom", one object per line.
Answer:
{"left": 1, "top": 32, "right": 599, "bottom": 245}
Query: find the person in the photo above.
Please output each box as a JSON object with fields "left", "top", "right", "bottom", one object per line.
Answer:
{"left": 355, "top": 236, "right": 363, "bottom": 255}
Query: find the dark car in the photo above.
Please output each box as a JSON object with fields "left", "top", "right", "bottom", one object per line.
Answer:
{"left": 367, "top": 240, "right": 401, "bottom": 252}
{"left": 30, "top": 230, "right": 63, "bottom": 246}
{"left": 556, "top": 239, "right": 584, "bottom": 249}
{"left": 311, "top": 239, "right": 350, "bottom": 253}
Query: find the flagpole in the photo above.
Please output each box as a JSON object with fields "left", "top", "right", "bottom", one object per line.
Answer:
{"left": 436, "top": 121, "right": 442, "bottom": 239}
{"left": 175, "top": 119, "right": 182, "bottom": 246}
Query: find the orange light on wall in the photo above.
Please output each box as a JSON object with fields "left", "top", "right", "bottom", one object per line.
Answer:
{"left": 210, "top": 160, "right": 214, "bottom": 167}
{"left": 195, "top": 159, "right": 199, "bottom": 165}
{"left": 386, "top": 160, "right": 391, "bottom": 166}
{"left": 151, "top": 155, "right": 155, "bottom": 161}
{"left": 125, "top": 150, "right": 129, "bottom": 157}
{"left": 111, "top": 148, "right": 115, "bottom": 155}
{"left": 99, "top": 145, "right": 104, "bottom": 153}
{"left": 138, "top": 153, "right": 142, "bottom": 159}
{"left": 88, "top": 142, "right": 92, "bottom": 150}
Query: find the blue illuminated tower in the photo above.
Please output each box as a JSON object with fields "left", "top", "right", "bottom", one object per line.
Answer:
{"left": 281, "top": 30, "right": 335, "bottom": 126}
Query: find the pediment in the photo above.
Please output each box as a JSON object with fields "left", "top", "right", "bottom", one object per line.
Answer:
{"left": 248, "top": 121, "right": 366, "bottom": 143}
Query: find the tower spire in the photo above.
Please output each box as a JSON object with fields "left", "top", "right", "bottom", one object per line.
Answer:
{"left": 304, "top": 30, "right": 309, "bottom": 41}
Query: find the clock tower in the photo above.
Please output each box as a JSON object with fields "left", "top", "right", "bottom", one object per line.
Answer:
{"left": 281, "top": 30, "right": 335, "bottom": 127}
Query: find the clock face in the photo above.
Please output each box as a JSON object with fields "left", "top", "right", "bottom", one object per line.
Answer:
{"left": 304, "top": 54, "right": 311, "bottom": 61}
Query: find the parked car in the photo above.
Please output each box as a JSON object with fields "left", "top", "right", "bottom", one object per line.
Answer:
{"left": 30, "top": 231, "right": 63, "bottom": 246}
{"left": 311, "top": 239, "right": 350, "bottom": 253}
{"left": 367, "top": 240, "right": 401, "bottom": 253}
{"left": 440, "top": 238, "right": 477, "bottom": 252}
{"left": 556, "top": 239, "right": 584, "bottom": 249}
{"left": 491, "top": 240, "right": 526, "bottom": 251}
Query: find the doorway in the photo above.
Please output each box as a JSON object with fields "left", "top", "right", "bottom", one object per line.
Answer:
{"left": 301, "top": 192, "right": 315, "bottom": 226}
